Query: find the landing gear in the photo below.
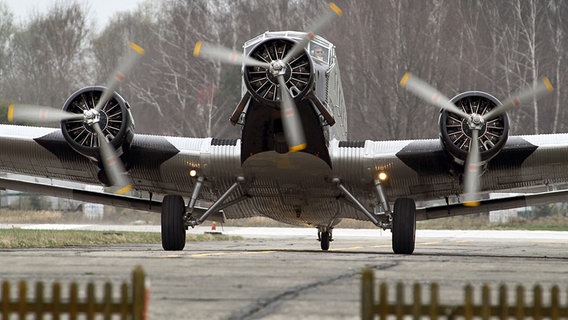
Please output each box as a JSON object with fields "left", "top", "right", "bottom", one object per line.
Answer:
{"left": 392, "top": 198, "right": 416, "bottom": 254}
{"left": 318, "top": 229, "right": 333, "bottom": 251}
{"left": 161, "top": 195, "right": 186, "bottom": 251}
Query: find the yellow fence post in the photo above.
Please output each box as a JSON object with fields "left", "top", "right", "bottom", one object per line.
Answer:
{"left": 18, "top": 280, "right": 26, "bottom": 319}
{"left": 103, "top": 282, "right": 113, "bottom": 320}
{"left": 132, "top": 265, "right": 147, "bottom": 320}
{"left": 534, "top": 284, "right": 543, "bottom": 320}
{"left": 430, "top": 282, "right": 439, "bottom": 320}
{"left": 379, "top": 282, "right": 388, "bottom": 320}
{"left": 464, "top": 284, "right": 473, "bottom": 320}
{"left": 1, "top": 281, "right": 9, "bottom": 319}
{"left": 395, "top": 282, "right": 404, "bottom": 320}
{"left": 69, "top": 282, "right": 78, "bottom": 320}
{"left": 412, "top": 283, "right": 421, "bottom": 320}
{"left": 120, "top": 282, "right": 129, "bottom": 319}
{"left": 360, "top": 267, "right": 374, "bottom": 320}
{"left": 551, "top": 285, "right": 560, "bottom": 320}
{"left": 52, "top": 282, "right": 61, "bottom": 320}
{"left": 481, "top": 284, "right": 490, "bottom": 320}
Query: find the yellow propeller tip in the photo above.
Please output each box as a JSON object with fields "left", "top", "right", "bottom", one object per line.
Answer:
{"left": 116, "top": 185, "right": 133, "bottom": 195}
{"left": 400, "top": 72, "right": 412, "bottom": 87}
{"left": 463, "top": 201, "right": 480, "bottom": 207}
{"left": 129, "top": 42, "right": 145, "bottom": 55}
{"left": 289, "top": 143, "right": 307, "bottom": 152}
{"left": 193, "top": 41, "right": 203, "bottom": 57}
{"left": 328, "top": 3, "right": 342, "bottom": 16}
{"left": 7, "top": 104, "right": 14, "bottom": 122}
{"left": 543, "top": 77, "right": 554, "bottom": 92}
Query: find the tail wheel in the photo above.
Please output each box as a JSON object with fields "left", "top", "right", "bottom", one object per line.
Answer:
{"left": 320, "top": 231, "right": 331, "bottom": 251}
{"left": 392, "top": 198, "right": 416, "bottom": 254}
{"left": 161, "top": 195, "right": 186, "bottom": 251}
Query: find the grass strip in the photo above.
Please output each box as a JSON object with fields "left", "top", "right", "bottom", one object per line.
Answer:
{"left": 0, "top": 228, "right": 239, "bottom": 248}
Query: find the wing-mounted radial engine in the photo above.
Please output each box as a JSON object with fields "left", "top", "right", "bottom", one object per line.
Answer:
{"left": 7, "top": 42, "right": 145, "bottom": 193}
{"left": 401, "top": 73, "right": 554, "bottom": 205}
{"left": 61, "top": 86, "right": 135, "bottom": 185}
{"left": 439, "top": 91, "right": 508, "bottom": 167}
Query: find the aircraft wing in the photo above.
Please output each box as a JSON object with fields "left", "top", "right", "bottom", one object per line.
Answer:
{"left": 0, "top": 124, "right": 259, "bottom": 221}
{"left": 329, "top": 134, "right": 568, "bottom": 221}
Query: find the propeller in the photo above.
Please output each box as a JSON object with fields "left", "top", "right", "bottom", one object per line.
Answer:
{"left": 193, "top": 41, "right": 270, "bottom": 68}
{"left": 400, "top": 73, "right": 554, "bottom": 206}
{"left": 6, "top": 42, "right": 145, "bottom": 194}
{"left": 193, "top": 2, "right": 342, "bottom": 152}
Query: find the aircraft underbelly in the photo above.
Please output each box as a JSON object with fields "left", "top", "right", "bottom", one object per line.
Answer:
{"left": 241, "top": 151, "right": 340, "bottom": 226}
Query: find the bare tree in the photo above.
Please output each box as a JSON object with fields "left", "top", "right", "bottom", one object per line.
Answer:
{"left": 5, "top": 2, "right": 90, "bottom": 107}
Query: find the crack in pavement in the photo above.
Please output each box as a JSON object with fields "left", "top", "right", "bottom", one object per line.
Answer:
{"left": 225, "top": 261, "right": 399, "bottom": 320}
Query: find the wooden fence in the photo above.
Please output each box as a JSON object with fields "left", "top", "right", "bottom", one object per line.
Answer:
{"left": 1, "top": 265, "right": 148, "bottom": 319}
{"left": 361, "top": 267, "right": 568, "bottom": 319}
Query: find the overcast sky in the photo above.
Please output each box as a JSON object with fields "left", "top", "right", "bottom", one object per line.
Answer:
{"left": 1, "top": 0, "right": 146, "bottom": 31}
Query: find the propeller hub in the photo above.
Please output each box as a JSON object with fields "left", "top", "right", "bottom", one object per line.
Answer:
{"left": 270, "top": 60, "right": 287, "bottom": 76}
{"left": 267, "top": 60, "right": 292, "bottom": 86}
{"left": 83, "top": 109, "right": 108, "bottom": 133}
{"left": 84, "top": 109, "right": 100, "bottom": 125}
{"left": 468, "top": 114, "right": 484, "bottom": 130}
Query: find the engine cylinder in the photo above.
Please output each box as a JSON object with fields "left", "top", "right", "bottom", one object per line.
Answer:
{"left": 61, "top": 86, "right": 135, "bottom": 161}
{"left": 439, "top": 91, "right": 509, "bottom": 164}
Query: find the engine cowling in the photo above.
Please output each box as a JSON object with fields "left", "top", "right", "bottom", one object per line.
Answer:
{"left": 61, "top": 86, "right": 135, "bottom": 162}
{"left": 439, "top": 91, "right": 509, "bottom": 164}
{"left": 243, "top": 38, "right": 314, "bottom": 106}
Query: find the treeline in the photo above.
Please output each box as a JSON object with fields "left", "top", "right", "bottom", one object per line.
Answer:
{"left": 0, "top": 0, "right": 566, "bottom": 140}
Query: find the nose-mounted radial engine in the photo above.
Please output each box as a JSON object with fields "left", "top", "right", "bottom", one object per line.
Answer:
{"left": 193, "top": 3, "right": 343, "bottom": 158}
{"left": 243, "top": 37, "right": 313, "bottom": 105}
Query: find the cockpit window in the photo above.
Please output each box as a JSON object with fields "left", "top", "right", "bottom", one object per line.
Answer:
{"left": 310, "top": 44, "right": 329, "bottom": 64}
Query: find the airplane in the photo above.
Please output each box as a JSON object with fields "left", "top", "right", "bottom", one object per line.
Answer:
{"left": 0, "top": 3, "right": 561, "bottom": 254}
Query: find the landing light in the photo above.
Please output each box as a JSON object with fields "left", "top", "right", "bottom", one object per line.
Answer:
{"left": 378, "top": 172, "right": 388, "bottom": 181}
{"left": 189, "top": 169, "right": 198, "bottom": 177}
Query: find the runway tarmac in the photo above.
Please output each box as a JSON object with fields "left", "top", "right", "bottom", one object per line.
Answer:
{"left": 0, "top": 227, "right": 567, "bottom": 319}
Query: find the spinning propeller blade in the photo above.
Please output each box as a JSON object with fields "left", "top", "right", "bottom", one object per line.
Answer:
{"left": 282, "top": 2, "right": 342, "bottom": 64}
{"left": 94, "top": 42, "right": 145, "bottom": 112}
{"left": 463, "top": 129, "right": 481, "bottom": 206}
{"left": 92, "top": 122, "right": 132, "bottom": 194}
{"left": 400, "top": 73, "right": 470, "bottom": 119}
{"left": 5, "top": 42, "right": 144, "bottom": 193}
{"left": 400, "top": 73, "right": 553, "bottom": 206}
{"left": 193, "top": 41, "right": 270, "bottom": 68}
{"left": 7, "top": 104, "right": 83, "bottom": 123}
{"left": 482, "top": 77, "right": 553, "bottom": 121}
{"left": 276, "top": 75, "right": 306, "bottom": 151}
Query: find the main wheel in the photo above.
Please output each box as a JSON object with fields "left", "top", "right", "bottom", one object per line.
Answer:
{"left": 392, "top": 198, "right": 416, "bottom": 254}
{"left": 320, "top": 231, "right": 331, "bottom": 251}
{"left": 161, "top": 195, "right": 186, "bottom": 251}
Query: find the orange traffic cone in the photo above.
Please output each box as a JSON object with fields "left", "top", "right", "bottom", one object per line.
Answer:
{"left": 205, "top": 221, "right": 222, "bottom": 235}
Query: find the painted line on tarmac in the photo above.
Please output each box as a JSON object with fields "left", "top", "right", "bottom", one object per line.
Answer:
{"left": 190, "top": 250, "right": 277, "bottom": 258}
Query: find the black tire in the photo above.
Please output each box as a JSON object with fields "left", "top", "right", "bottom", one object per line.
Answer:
{"left": 392, "top": 198, "right": 416, "bottom": 254}
{"left": 320, "top": 231, "right": 331, "bottom": 251}
{"left": 161, "top": 195, "right": 186, "bottom": 251}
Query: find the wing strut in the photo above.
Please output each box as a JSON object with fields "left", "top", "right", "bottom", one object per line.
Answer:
{"left": 333, "top": 178, "right": 388, "bottom": 228}
{"left": 186, "top": 176, "right": 246, "bottom": 227}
